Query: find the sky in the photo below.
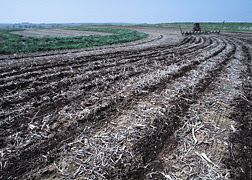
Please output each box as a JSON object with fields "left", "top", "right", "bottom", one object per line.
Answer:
{"left": 0, "top": 0, "right": 251, "bottom": 24}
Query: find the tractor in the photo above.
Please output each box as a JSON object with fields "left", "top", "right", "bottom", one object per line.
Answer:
{"left": 179, "top": 23, "right": 220, "bottom": 35}
{"left": 193, "top": 23, "right": 201, "bottom": 31}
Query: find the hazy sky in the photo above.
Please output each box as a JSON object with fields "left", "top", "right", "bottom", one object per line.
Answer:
{"left": 1, "top": 0, "right": 251, "bottom": 23}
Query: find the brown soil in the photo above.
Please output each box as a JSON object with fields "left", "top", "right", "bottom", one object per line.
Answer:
{"left": 223, "top": 45, "right": 252, "bottom": 179}
{"left": 0, "top": 27, "right": 251, "bottom": 180}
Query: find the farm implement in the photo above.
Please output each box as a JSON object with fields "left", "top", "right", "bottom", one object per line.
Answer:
{"left": 179, "top": 23, "right": 221, "bottom": 35}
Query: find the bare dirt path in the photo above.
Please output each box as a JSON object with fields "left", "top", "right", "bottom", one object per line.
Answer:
{"left": 0, "top": 27, "right": 251, "bottom": 179}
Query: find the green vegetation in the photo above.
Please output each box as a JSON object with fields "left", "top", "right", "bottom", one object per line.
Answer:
{"left": 0, "top": 27, "right": 147, "bottom": 54}
{"left": 135, "top": 22, "right": 252, "bottom": 31}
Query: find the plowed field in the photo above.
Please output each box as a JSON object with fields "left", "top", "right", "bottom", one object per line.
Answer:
{"left": 0, "top": 27, "right": 251, "bottom": 179}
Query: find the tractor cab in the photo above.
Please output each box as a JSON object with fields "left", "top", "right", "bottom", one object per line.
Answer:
{"left": 193, "top": 23, "right": 201, "bottom": 31}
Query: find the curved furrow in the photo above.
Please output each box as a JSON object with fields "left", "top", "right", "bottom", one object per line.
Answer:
{"left": 0, "top": 38, "right": 224, "bottom": 130}
{"left": 0, "top": 38, "right": 223, "bottom": 123}
{"left": 0, "top": 37, "right": 216, "bottom": 107}
{"left": 0, "top": 37, "right": 232, "bottom": 180}
{"left": 139, "top": 37, "right": 246, "bottom": 180}
{"left": 105, "top": 37, "right": 236, "bottom": 179}
{"left": 0, "top": 49, "right": 156, "bottom": 78}
{"left": 0, "top": 31, "right": 168, "bottom": 62}
{"left": 3, "top": 30, "right": 250, "bottom": 180}
{"left": 0, "top": 59, "right": 154, "bottom": 120}
{"left": 0, "top": 37, "right": 224, "bottom": 134}
{"left": 0, "top": 34, "right": 181, "bottom": 76}
{"left": 222, "top": 36, "right": 252, "bottom": 179}
{"left": 0, "top": 36, "right": 213, "bottom": 96}
{"left": 0, "top": 36, "right": 201, "bottom": 80}
{"left": 42, "top": 36, "right": 235, "bottom": 180}
{"left": 0, "top": 37, "right": 188, "bottom": 80}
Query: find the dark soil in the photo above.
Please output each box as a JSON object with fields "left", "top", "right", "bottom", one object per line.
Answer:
{"left": 224, "top": 45, "right": 252, "bottom": 180}
{"left": 226, "top": 88, "right": 252, "bottom": 180}
{"left": 0, "top": 29, "right": 252, "bottom": 179}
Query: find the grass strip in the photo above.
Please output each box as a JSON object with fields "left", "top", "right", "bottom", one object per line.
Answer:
{"left": 0, "top": 27, "right": 147, "bottom": 54}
